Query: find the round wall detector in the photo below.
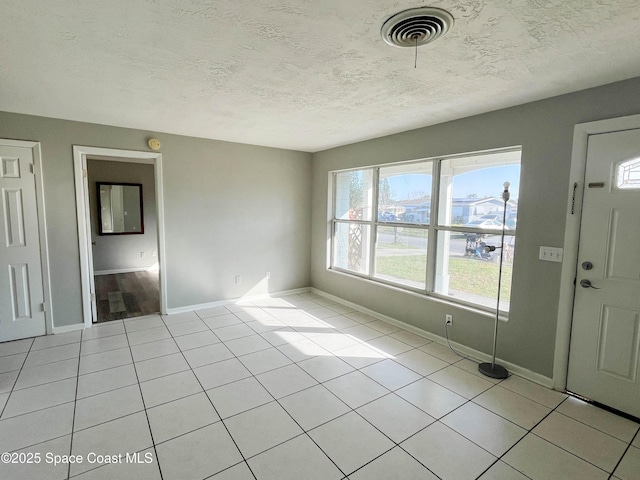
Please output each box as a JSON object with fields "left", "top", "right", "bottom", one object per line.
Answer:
{"left": 148, "top": 138, "right": 161, "bottom": 151}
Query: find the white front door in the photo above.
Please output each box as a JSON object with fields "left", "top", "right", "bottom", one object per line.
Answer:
{"left": 567, "top": 127, "right": 640, "bottom": 418}
{"left": 0, "top": 143, "right": 47, "bottom": 341}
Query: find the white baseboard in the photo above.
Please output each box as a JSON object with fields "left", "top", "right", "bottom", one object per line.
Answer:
{"left": 94, "top": 267, "right": 154, "bottom": 275}
{"left": 310, "top": 288, "right": 555, "bottom": 390}
{"left": 165, "top": 287, "right": 312, "bottom": 315}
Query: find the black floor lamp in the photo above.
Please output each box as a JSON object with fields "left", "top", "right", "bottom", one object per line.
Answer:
{"left": 478, "top": 181, "right": 510, "bottom": 379}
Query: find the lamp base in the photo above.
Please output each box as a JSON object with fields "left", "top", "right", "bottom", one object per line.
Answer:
{"left": 478, "top": 362, "right": 509, "bottom": 379}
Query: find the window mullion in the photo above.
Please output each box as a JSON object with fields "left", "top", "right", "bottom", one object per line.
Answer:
{"left": 369, "top": 168, "right": 380, "bottom": 277}
{"left": 329, "top": 173, "right": 337, "bottom": 270}
{"left": 425, "top": 159, "right": 440, "bottom": 292}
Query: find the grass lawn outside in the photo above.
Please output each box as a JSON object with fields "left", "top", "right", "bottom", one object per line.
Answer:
{"left": 375, "top": 254, "right": 512, "bottom": 300}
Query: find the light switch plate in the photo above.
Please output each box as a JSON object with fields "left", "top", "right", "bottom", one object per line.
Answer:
{"left": 539, "top": 246, "right": 563, "bottom": 262}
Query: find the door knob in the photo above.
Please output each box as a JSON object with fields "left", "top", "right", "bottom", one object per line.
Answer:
{"left": 580, "top": 279, "right": 600, "bottom": 289}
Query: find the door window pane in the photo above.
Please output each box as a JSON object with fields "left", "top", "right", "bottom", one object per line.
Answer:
{"left": 333, "top": 223, "right": 371, "bottom": 275}
{"left": 378, "top": 163, "right": 432, "bottom": 224}
{"left": 434, "top": 231, "right": 514, "bottom": 310}
{"left": 438, "top": 151, "right": 520, "bottom": 228}
{"left": 616, "top": 157, "right": 640, "bottom": 189}
{"left": 374, "top": 226, "right": 427, "bottom": 289}
{"left": 334, "top": 170, "right": 374, "bottom": 221}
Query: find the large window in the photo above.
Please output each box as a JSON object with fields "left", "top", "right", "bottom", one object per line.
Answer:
{"left": 330, "top": 148, "right": 521, "bottom": 313}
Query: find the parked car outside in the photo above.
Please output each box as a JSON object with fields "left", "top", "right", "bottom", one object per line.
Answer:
{"left": 378, "top": 212, "right": 396, "bottom": 222}
{"left": 464, "top": 219, "right": 503, "bottom": 229}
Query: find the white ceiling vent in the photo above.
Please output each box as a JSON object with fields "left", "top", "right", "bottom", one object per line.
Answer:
{"left": 381, "top": 7, "right": 454, "bottom": 48}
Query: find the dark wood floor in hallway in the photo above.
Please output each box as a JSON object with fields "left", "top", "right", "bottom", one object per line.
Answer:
{"left": 94, "top": 270, "right": 159, "bottom": 322}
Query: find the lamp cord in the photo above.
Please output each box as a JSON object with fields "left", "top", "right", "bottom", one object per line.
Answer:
{"left": 445, "top": 322, "right": 469, "bottom": 360}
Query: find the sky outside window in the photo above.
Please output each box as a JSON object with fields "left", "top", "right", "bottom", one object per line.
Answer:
{"left": 387, "top": 165, "right": 520, "bottom": 200}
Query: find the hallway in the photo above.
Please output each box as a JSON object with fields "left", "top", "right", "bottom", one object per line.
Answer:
{"left": 94, "top": 271, "right": 159, "bottom": 323}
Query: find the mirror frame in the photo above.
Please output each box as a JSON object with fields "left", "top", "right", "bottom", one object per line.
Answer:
{"left": 96, "top": 182, "right": 144, "bottom": 235}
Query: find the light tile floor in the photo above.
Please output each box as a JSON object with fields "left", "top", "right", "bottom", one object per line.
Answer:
{"left": 0, "top": 291, "right": 638, "bottom": 480}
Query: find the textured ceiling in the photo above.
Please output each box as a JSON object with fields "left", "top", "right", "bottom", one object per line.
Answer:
{"left": 1, "top": 0, "right": 640, "bottom": 152}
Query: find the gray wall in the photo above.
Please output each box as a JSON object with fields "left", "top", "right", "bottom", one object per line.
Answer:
{"left": 310, "top": 76, "right": 640, "bottom": 379}
{"left": 87, "top": 159, "right": 158, "bottom": 272}
{"left": 2, "top": 76, "right": 639, "bottom": 378}
{"left": 0, "top": 112, "right": 312, "bottom": 327}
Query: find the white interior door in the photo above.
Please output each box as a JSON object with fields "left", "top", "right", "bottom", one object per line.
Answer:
{"left": 567, "top": 128, "right": 640, "bottom": 418}
{"left": 0, "top": 144, "right": 47, "bottom": 341}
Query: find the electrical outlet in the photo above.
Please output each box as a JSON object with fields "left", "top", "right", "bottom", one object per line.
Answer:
{"left": 266, "top": 272, "right": 271, "bottom": 280}
{"left": 235, "top": 275, "right": 241, "bottom": 285}
{"left": 140, "top": 251, "right": 145, "bottom": 258}
{"left": 445, "top": 314, "right": 453, "bottom": 326}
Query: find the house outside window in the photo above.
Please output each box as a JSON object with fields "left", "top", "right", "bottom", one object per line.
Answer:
{"left": 330, "top": 148, "right": 521, "bottom": 313}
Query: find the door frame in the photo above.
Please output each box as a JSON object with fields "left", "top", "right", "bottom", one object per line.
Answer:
{"left": 0, "top": 138, "right": 53, "bottom": 335}
{"left": 554, "top": 114, "right": 640, "bottom": 391}
{"left": 73, "top": 146, "right": 167, "bottom": 328}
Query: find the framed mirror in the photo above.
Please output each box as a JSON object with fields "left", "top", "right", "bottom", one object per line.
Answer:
{"left": 97, "top": 182, "right": 144, "bottom": 235}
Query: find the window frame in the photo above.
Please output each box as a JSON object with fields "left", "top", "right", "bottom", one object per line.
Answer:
{"left": 329, "top": 147, "right": 521, "bottom": 315}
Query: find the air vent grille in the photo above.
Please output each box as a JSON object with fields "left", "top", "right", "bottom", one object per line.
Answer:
{"left": 381, "top": 7, "right": 454, "bottom": 48}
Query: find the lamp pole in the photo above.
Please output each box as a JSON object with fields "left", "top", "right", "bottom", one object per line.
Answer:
{"left": 478, "top": 182, "right": 510, "bottom": 379}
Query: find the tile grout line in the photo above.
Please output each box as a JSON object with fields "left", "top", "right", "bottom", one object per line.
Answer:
{"left": 271, "top": 298, "right": 447, "bottom": 478}
{"left": 481, "top": 394, "right": 613, "bottom": 479}
{"left": 244, "top": 298, "right": 563, "bottom": 479}
{"left": 0, "top": 400, "right": 78, "bottom": 424}
{"left": 5, "top": 292, "right": 638, "bottom": 479}
{"left": 11, "top": 357, "right": 80, "bottom": 392}
{"left": 175, "top": 302, "right": 353, "bottom": 478}
{"left": 525, "top": 430, "right": 627, "bottom": 477}
{"left": 552, "top": 408, "right": 639, "bottom": 444}
{"left": 460, "top": 380, "right": 567, "bottom": 479}
{"left": 123, "top": 323, "right": 166, "bottom": 480}
{"left": 221, "top": 339, "right": 348, "bottom": 478}
{"left": 0, "top": 340, "right": 76, "bottom": 465}
{"left": 607, "top": 428, "right": 640, "bottom": 480}
{"left": 159, "top": 309, "right": 260, "bottom": 480}
{"left": 199, "top": 299, "right": 444, "bottom": 478}
{"left": 66, "top": 328, "right": 84, "bottom": 480}
{"left": 0, "top": 338, "right": 34, "bottom": 420}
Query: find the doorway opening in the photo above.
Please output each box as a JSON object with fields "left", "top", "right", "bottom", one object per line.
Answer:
{"left": 73, "top": 146, "right": 167, "bottom": 327}
{"left": 88, "top": 159, "right": 160, "bottom": 322}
